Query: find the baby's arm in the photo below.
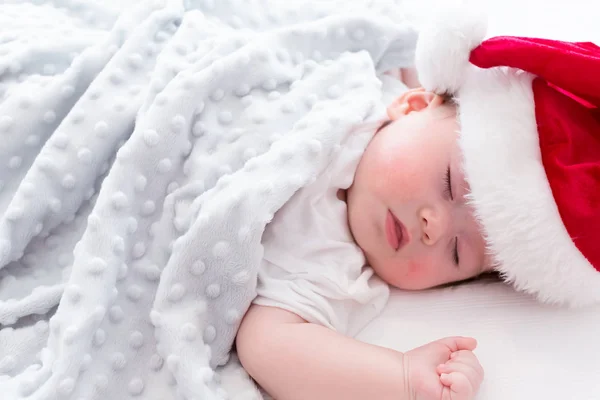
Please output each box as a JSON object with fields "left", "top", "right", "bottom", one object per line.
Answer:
{"left": 237, "top": 304, "right": 409, "bottom": 400}
{"left": 237, "top": 305, "right": 483, "bottom": 400}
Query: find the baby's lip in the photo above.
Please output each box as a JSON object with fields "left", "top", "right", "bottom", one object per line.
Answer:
{"left": 385, "top": 210, "right": 410, "bottom": 251}
{"left": 393, "top": 212, "right": 410, "bottom": 251}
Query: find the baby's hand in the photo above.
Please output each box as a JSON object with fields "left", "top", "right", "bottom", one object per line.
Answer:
{"left": 436, "top": 347, "right": 483, "bottom": 399}
{"left": 404, "top": 336, "right": 484, "bottom": 400}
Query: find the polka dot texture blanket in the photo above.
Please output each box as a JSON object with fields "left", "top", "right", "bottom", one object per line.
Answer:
{"left": 0, "top": 0, "right": 416, "bottom": 399}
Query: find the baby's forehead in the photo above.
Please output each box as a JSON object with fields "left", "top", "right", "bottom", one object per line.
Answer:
{"left": 481, "top": 248, "right": 497, "bottom": 274}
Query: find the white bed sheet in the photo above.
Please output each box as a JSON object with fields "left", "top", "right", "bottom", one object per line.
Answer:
{"left": 357, "top": 278, "right": 600, "bottom": 399}
{"left": 357, "top": 2, "right": 600, "bottom": 399}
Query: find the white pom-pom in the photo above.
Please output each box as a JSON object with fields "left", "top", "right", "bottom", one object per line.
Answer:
{"left": 415, "top": 2, "right": 487, "bottom": 94}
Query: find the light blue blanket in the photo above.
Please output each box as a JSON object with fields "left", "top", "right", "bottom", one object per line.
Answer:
{"left": 0, "top": 0, "right": 416, "bottom": 398}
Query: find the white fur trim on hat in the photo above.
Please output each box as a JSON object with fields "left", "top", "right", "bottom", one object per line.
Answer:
{"left": 415, "top": 3, "right": 487, "bottom": 94}
{"left": 458, "top": 68, "right": 600, "bottom": 307}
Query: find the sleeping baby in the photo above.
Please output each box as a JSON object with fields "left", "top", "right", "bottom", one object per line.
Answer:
{"left": 236, "top": 72, "right": 488, "bottom": 400}
{"left": 237, "top": 11, "right": 600, "bottom": 400}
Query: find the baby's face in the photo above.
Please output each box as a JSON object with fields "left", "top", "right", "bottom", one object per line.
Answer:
{"left": 347, "top": 89, "right": 491, "bottom": 290}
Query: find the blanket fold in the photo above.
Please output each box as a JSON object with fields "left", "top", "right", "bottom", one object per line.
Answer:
{"left": 0, "top": 0, "right": 416, "bottom": 398}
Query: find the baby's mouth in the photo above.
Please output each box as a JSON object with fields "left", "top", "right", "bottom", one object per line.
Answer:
{"left": 385, "top": 210, "right": 407, "bottom": 251}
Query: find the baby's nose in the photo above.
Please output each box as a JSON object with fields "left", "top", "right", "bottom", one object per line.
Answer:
{"left": 419, "top": 207, "right": 448, "bottom": 246}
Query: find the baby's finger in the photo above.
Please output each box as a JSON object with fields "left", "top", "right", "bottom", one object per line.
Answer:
{"left": 437, "top": 336, "right": 478, "bottom": 353}
{"left": 449, "top": 350, "right": 485, "bottom": 379}
{"left": 440, "top": 372, "right": 473, "bottom": 400}
{"left": 440, "top": 360, "right": 482, "bottom": 392}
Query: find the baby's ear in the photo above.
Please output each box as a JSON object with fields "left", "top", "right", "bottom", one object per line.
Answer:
{"left": 386, "top": 88, "right": 444, "bottom": 120}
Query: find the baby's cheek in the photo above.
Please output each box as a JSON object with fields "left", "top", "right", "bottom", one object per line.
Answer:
{"left": 406, "top": 259, "right": 429, "bottom": 281}
{"left": 405, "top": 259, "right": 421, "bottom": 276}
{"left": 372, "top": 159, "right": 422, "bottom": 202}
{"left": 403, "top": 256, "right": 439, "bottom": 289}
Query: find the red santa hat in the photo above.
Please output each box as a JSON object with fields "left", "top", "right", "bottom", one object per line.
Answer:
{"left": 414, "top": 6, "right": 600, "bottom": 307}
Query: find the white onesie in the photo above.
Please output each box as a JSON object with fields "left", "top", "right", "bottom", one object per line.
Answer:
{"left": 254, "top": 74, "right": 407, "bottom": 337}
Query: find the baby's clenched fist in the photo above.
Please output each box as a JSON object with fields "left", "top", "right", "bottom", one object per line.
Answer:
{"left": 437, "top": 349, "right": 484, "bottom": 399}
{"left": 403, "top": 336, "right": 484, "bottom": 400}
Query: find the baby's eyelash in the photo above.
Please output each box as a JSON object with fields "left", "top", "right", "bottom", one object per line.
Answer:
{"left": 444, "top": 166, "right": 453, "bottom": 200}
{"left": 453, "top": 237, "right": 460, "bottom": 267}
